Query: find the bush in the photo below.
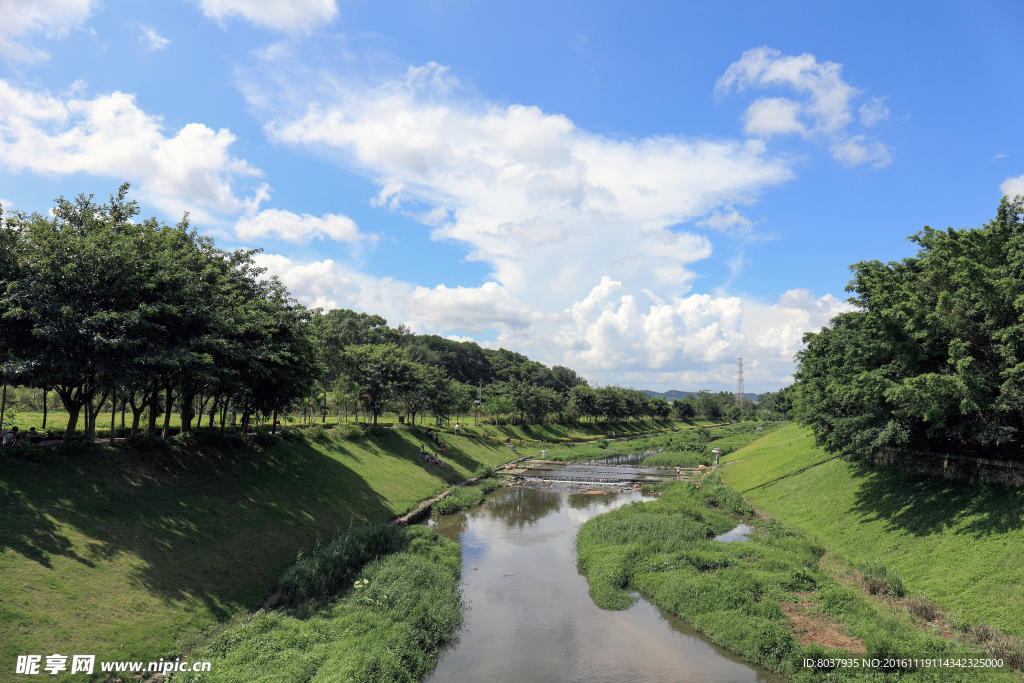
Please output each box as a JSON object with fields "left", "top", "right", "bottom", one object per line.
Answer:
{"left": 595, "top": 437, "right": 608, "bottom": 449}
{"left": 279, "top": 426, "right": 307, "bottom": 442}
{"left": 278, "top": 523, "right": 402, "bottom": 605}
{"left": 249, "top": 430, "right": 280, "bottom": 446}
{"left": 473, "top": 465, "right": 495, "bottom": 479}
{"left": 907, "top": 594, "right": 938, "bottom": 621}
{"left": 432, "top": 495, "right": 471, "bottom": 516}
{"left": 306, "top": 423, "right": 331, "bottom": 442}
{"left": 857, "top": 558, "right": 905, "bottom": 597}
{"left": 336, "top": 423, "right": 365, "bottom": 439}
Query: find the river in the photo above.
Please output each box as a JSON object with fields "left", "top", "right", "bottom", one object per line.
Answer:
{"left": 423, "top": 486, "right": 782, "bottom": 682}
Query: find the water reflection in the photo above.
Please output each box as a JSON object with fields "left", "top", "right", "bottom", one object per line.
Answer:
{"left": 424, "top": 487, "right": 782, "bottom": 683}
{"left": 581, "top": 447, "right": 664, "bottom": 466}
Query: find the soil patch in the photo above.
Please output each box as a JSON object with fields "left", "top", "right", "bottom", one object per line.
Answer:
{"left": 780, "top": 600, "right": 865, "bottom": 652}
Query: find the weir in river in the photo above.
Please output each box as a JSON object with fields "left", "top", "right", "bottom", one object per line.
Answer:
{"left": 423, "top": 486, "right": 780, "bottom": 682}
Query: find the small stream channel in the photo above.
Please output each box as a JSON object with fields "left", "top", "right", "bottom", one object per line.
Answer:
{"left": 423, "top": 486, "right": 781, "bottom": 682}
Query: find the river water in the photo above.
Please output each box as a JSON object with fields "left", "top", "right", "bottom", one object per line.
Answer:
{"left": 424, "top": 486, "right": 781, "bottom": 683}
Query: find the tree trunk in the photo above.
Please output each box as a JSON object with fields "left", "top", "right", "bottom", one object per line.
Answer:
{"left": 220, "top": 393, "right": 231, "bottom": 434}
{"left": 180, "top": 390, "right": 195, "bottom": 433}
{"left": 272, "top": 408, "right": 277, "bottom": 434}
{"left": 162, "top": 384, "right": 174, "bottom": 438}
{"left": 0, "top": 384, "right": 6, "bottom": 430}
{"left": 42, "top": 386, "right": 48, "bottom": 429}
{"left": 110, "top": 393, "right": 117, "bottom": 444}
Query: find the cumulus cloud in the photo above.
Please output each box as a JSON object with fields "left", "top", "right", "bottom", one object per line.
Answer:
{"left": 235, "top": 208, "right": 368, "bottom": 243}
{"left": 139, "top": 25, "right": 170, "bottom": 51}
{"left": 242, "top": 56, "right": 860, "bottom": 389}
{"left": 0, "top": 0, "right": 97, "bottom": 61}
{"left": 717, "top": 46, "right": 891, "bottom": 167}
{"left": 0, "top": 79, "right": 268, "bottom": 222}
{"left": 253, "top": 253, "right": 537, "bottom": 332}
{"left": 260, "top": 61, "right": 791, "bottom": 308}
{"left": 257, "top": 252, "right": 852, "bottom": 390}
{"left": 194, "top": 0, "right": 338, "bottom": 32}
{"left": 1001, "top": 174, "right": 1024, "bottom": 197}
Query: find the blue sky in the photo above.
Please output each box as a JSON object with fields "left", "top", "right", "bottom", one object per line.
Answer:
{"left": 1, "top": 0, "right": 1022, "bottom": 392}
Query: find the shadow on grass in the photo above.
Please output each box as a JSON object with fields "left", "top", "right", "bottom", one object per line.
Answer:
{"left": 850, "top": 464, "right": 1024, "bottom": 538}
{"left": 0, "top": 439, "right": 395, "bottom": 620}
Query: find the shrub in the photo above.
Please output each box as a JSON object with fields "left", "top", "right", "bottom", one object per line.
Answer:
{"left": 857, "top": 558, "right": 905, "bottom": 597}
{"left": 306, "top": 424, "right": 331, "bottom": 442}
{"left": 907, "top": 594, "right": 938, "bottom": 621}
{"left": 595, "top": 437, "right": 608, "bottom": 449}
{"left": 432, "top": 495, "right": 471, "bottom": 516}
{"left": 278, "top": 523, "right": 402, "bottom": 605}
{"left": 473, "top": 465, "right": 495, "bottom": 479}
{"left": 279, "top": 427, "right": 307, "bottom": 442}
{"left": 336, "top": 423, "right": 365, "bottom": 439}
{"left": 249, "top": 430, "right": 280, "bottom": 447}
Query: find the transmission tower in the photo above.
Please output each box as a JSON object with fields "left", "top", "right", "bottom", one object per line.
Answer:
{"left": 735, "top": 358, "right": 745, "bottom": 407}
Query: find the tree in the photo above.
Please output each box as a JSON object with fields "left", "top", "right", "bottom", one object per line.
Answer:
{"left": 673, "top": 398, "right": 697, "bottom": 421}
{"left": 648, "top": 397, "right": 672, "bottom": 419}
{"left": 796, "top": 196, "right": 1024, "bottom": 460}
{"left": 340, "top": 344, "right": 415, "bottom": 424}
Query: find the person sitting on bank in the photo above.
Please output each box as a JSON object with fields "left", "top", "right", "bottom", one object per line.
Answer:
{"left": 27, "top": 427, "right": 43, "bottom": 445}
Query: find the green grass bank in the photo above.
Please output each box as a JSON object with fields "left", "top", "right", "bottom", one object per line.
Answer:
{"left": 720, "top": 423, "right": 1024, "bottom": 640}
{"left": 575, "top": 470, "right": 1013, "bottom": 681}
{"left": 0, "top": 425, "right": 518, "bottom": 681}
{"left": 0, "top": 417, "right": 684, "bottom": 681}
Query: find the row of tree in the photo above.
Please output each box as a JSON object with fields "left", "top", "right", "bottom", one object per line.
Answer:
{"left": 794, "top": 196, "right": 1024, "bottom": 460}
{"left": 0, "top": 185, "right": 319, "bottom": 440}
{"left": 1, "top": 185, "right": 711, "bottom": 440}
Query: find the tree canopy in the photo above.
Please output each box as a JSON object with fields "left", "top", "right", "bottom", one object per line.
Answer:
{"left": 795, "top": 196, "right": 1024, "bottom": 461}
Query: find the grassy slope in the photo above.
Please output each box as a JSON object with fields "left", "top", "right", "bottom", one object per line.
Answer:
{"left": 721, "top": 423, "right": 1024, "bottom": 637}
{"left": 0, "top": 418, "right": 685, "bottom": 680}
{"left": 0, "top": 427, "right": 518, "bottom": 680}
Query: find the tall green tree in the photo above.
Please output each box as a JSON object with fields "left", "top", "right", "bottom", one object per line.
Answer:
{"left": 796, "top": 196, "right": 1024, "bottom": 460}
{"left": 340, "top": 344, "right": 415, "bottom": 424}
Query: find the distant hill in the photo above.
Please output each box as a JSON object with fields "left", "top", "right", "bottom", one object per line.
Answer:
{"left": 642, "top": 389, "right": 760, "bottom": 402}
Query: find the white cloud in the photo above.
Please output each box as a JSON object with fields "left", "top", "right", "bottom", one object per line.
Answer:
{"left": 260, "top": 61, "right": 791, "bottom": 308}
{"left": 717, "top": 46, "right": 891, "bottom": 167}
{"left": 697, "top": 208, "right": 754, "bottom": 232}
{"left": 0, "top": 79, "right": 268, "bottom": 222}
{"left": 0, "top": 0, "right": 97, "bottom": 61}
{"left": 138, "top": 25, "right": 170, "bottom": 51}
{"left": 1001, "top": 174, "right": 1024, "bottom": 197}
{"left": 257, "top": 252, "right": 851, "bottom": 390}
{"left": 830, "top": 135, "right": 891, "bottom": 168}
{"left": 195, "top": 0, "right": 338, "bottom": 32}
{"left": 243, "top": 56, "right": 857, "bottom": 389}
{"left": 235, "top": 208, "right": 368, "bottom": 243}
{"left": 742, "top": 97, "right": 805, "bottom": 138}
{"left": 858, "top": 96, "right": 890, "bottom": 126}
